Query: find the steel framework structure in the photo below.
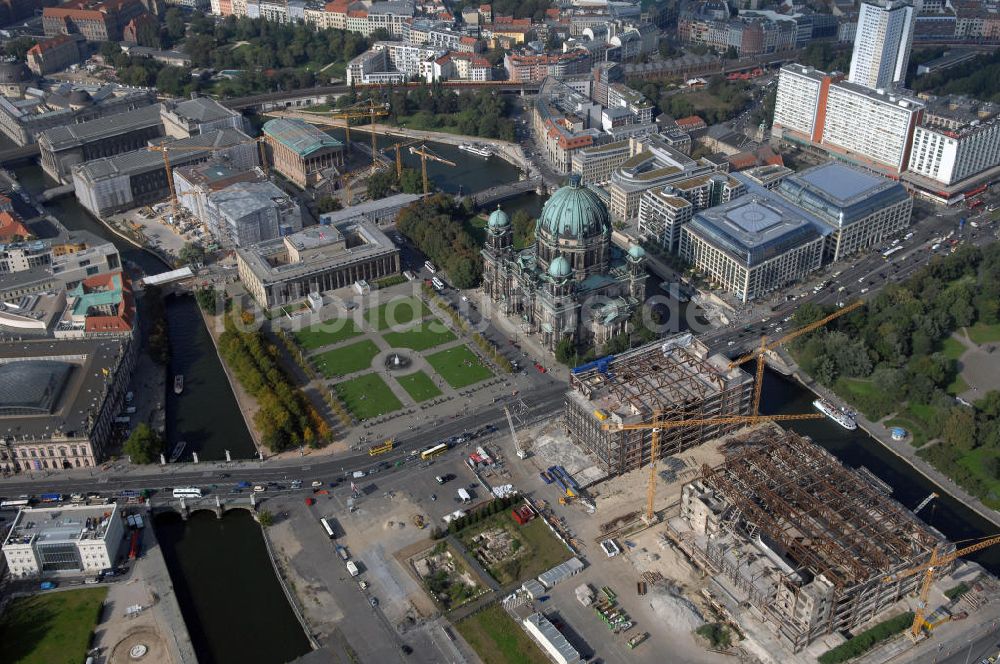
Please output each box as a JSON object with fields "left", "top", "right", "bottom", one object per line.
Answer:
{"left": 700, "top": 430, "right": 942, "bottom": 589}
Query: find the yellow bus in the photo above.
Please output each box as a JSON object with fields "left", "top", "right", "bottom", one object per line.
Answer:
{"left": 420, "top": 443, "right": 448, "bottom": 460}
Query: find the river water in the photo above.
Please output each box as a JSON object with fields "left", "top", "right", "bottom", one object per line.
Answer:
{"left": 154, "top": 510, "right": 312, "bottom": 664}
{"left": 7, "top": 132, "right": 999, "bottom": 664}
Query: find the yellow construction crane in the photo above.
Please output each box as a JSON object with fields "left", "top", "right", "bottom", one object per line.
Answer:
{"left": 729, "top": 300, "right": 864, "bottom": 417}
{"left": 148, "top": 137, "right": 268, "bottom": 214}
{"left": 382, "top": 138, "right": 422, "bottom": 179}
{"left": 601, "top": 302, "right": 863, "bottom": 523}
{"left": 883, "top": 534, "right": 1000, "bottom": 641}
{"left": 408, "top": 144, "right": 456, "bottom": 194}
{"left": 605, "top": 413, "right": 823, "bottom": 523}
{"left": 326, "top": 101, "right": 390, "bottom": 169}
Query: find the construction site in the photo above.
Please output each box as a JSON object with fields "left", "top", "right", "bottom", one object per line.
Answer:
{"left": 671, "top": 426, "right": 950, "bottom": 652}
{"left": 565, "top": 333, "right": 754, "bottom": 476}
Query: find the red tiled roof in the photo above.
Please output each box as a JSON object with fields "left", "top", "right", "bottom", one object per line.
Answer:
{"left": 0, "top": 211, "right": 31, "bottom": 241}
{"left": 675, "top": 115, "right": 706, "bottom": 129}
{"left": 27, "top": 34, "right": 74, "bottom": 55}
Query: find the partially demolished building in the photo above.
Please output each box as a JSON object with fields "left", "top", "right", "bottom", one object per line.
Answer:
{"left": 565, "top": 333, "right": 753, "bottom": 476}
{"left": 673, "top": 427, "right": 951, "bottom": 651}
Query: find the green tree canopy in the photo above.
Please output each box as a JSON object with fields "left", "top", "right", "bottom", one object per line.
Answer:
{"left": 124, "top": 423, "right": 165, "bottom": 465}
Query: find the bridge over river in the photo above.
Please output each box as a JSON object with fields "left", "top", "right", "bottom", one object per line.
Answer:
{"left": 468, "top": 177, "right": 545, "bottom": 206}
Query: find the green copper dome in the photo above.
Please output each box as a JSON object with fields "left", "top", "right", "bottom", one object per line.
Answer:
{"left": 548, "top": 255, "right": 572, "bottom": 279}
{"left": 627, "top": 244, "right": 646, "bottom": 260}
{"left": 487, "top": 205, "right": 510, "bottom": 229}
{"left": 536, "top": 175, "right": 610, "bottom": 243}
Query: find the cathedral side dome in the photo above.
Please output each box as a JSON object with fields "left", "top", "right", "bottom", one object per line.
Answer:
{"left": 548, "top": 254, "right": 572, "bottom": 279}
{"left": 487, "top": 205, "right": 510, "bottom": 229}
{"left": 627, "top": 244, "right": 645, "bottom": 260}
{"left": 536, "top": 175, "right": 610, "bottom": 243}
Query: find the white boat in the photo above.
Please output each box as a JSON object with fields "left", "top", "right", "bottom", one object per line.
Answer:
{"left": 813, "top": 399, "right": 857, "bottom": 430}
{"left": 458, "top": 143, "right": 492, "bottom": 157}
{"left": 169, "top": 441, "right": 187, "bottom": 463}
{"left": 174, "top": 375, "right": 184, "bottom": 395}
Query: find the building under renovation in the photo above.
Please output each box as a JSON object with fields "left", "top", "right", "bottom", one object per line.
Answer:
{"left": 672, "top": 427, "right": 951, "bottom": 652}
{"left": 565, "top": 333, "right": 753, "bottom": 476}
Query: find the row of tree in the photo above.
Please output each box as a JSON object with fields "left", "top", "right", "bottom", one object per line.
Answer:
{"left": 144, "top": 285, "right": 170, "bottom": 365}
{"left": 627, "top": 76, "right": 752, "bottom": 126}
{"left": 397, "top": 195, "right": 482, "bottom": 289}
{"left": 910, "top": 48, "right": 1000, "bottom": 102}
{"left": 366, "top": 167, "right": 424, "bottom": 200}
{"left": 790, "top": 243, "right": 1000, "bottom": 506}
{"left": 218, "top": 309, "right": 331, "bottom": 452}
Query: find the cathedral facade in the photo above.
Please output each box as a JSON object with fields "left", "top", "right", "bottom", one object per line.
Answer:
{"left": 481, "top": 176, "right": 648, "bottom": 352}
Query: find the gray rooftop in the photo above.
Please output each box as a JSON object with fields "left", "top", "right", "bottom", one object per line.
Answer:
{"left": 4, "top": 503, "right": 118, "bottom": 548}
{"left": 0, "top": 338, "right": 130, "bottom": 441}
{"left": 39, "top": 104, "right": 163, "bottom": 151}
{"left": 524, "top": 613, "right": 581, "bottom": 663}
{"left": 74, "top": 128, "right": 254, "bottom": 183}
{"left": 317, "top": 193, "right": 422, "bottom": 225}
{"left": 687, "top": 195, "right": 824, "bottom": 267}
{"left": 208, "top": 180, "right": 291, "bottom": 220}
{"left": 769, "top": 162, "right": 911, "bottom": 229}
{"left": 237, "top": 219, "right": 397, "bottom": 286}
{"left": 166, "top": 97, "right": 238, "bottom": 124}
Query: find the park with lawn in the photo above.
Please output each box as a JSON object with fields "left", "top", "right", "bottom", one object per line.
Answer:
{"left": 314, "top": 339, "right": 381, "bottom": 378}
{"left": 366, "top": 296, "right": 430, "bottom": 331}
{"left": 381, "top": 319, "right": 457, "bottom": 351}
{"left": 294, "top": 318, "right": 363, "bottom": 350}
{"left": 395, "top": 370, "right": 442, "bottom": 402}
{"left": 456, "top": 604, "right": 548, "bottom": 664}
{"left": 0, "top": 587, "right": 107, "bottom": 664}
{"left": 427, "top": 345, "right": 494, "bottom": 389}
{"left": 334, "top": 373, "right": 402, "bottom": 420}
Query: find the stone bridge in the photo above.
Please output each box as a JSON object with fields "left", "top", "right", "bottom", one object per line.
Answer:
{"left": 468, "top": 177, "right": 545, "bottom": 207}
{"left": 149, "top": 495, "right": 257, "bottom": 520}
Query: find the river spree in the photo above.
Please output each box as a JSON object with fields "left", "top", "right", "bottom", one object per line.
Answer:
{"left": 154, "top": 510, "right": 311, "bottom": 664}
{"left": 762, "top": 369, "right": 1000, "bottom": 575}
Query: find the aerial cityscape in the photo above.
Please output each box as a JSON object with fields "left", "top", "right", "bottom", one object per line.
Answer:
{"left": 0, "top": 0, "right": 998, "bottom": 662}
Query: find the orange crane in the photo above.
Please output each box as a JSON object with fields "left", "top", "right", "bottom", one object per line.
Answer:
{"left": 883, "top": 534, "right": 1000, "bottom": 641}
{"left": 604, "top": 413, "right": 823, "bottom": 523}
{"left": 729, "top": 300, "right": 864, "bottom": 417}
{"left": 601, "top": 301, "right": 863, "bottom": 523}
{"left": 408, "top": 144, "right": 456, "bottom": 194}
{"left": 327, "top": 101, "right": 390, "bottom": 169}
{"left": 382, "top": 138, "right": 422, "bottom": 179}
{"left": 148, "top": 137, "right": 268, "bottom": 214}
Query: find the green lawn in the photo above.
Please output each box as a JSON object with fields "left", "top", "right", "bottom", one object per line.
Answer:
{"left": 334, "top": 373, "right": 402, "bottom": 420}
{"left": 294, "top": 319, "right": 363, "bottom": 350}
{"left": 458, "top": 513, "right": 571, "bottom": 585}
{"left": 313, "top": 339, "right": 380, "bottom": 378}
{"left": 886, "top": 417, "right": 927, "bottom": 447}
{"left": 395, "top": 370, "right": 442, "bottom": 402}
{"left": 382, "top": 319, "right": 456, "bottom": 351}
{"left": 366, "top": 296, "right": 429, "bottom": 331}
{"left": 426, "top": 345, "right": 493, "bottom": 389}
{"left": 939, "top": 336, "right": 967, "bottom": 361}
{"left": 966, "top": 322, "right": 1000, "bottom": 344}
{"left": 834, "top": 377, "right": 878, "bottom": 402}
{"left": 946, "top": 374, "right": 970, "bottom": 396}
{"left": 455, "top": 604, "right": 549, "bottom": 664}
{"left": 0, "top": 587, "right": 107, "bottom": 664}
{"left": 957, "top": 447, "right": 1000, "bottom": 501}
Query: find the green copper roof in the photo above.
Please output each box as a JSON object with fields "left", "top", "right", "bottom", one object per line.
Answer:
{"left": 536, "top": 175, "right": 610, "bottom": 243}
{"left": 263, "top": 118, "right": 343, "bottom": 157}
{"left": 68, "top": 272, "right": 123, "bottom": 316}
{"left": 548, "top": 254, "right": 572, "bottom": 278}
{"left": 488, "top": 205, "right": 510, "bottom": 229}
{"left": 627, "top": 243, "right": 646, "bottom": 260}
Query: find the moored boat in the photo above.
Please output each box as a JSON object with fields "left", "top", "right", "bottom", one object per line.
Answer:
{"left": 174, "top": 375, "right": 184, "bottom": 395}
{"left": 813, "top": 399, "right": 857, "bottom": 430}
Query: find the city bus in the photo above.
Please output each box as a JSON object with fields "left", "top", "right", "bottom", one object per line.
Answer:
{"left": 172, "top": 487, "right": 203, "bottom": 499}
{"left": 431, "top": 276, "right": 445, "bottom": 291}
{"left": 320, "top": 517, "right": 335, "bottom": 539}
{"left": 882, "top": 246, "right": 903, "bottom": 260}
{"left": 424, "top": 261, "right": 437, "bottom": 274}
{"left": 420, "top": 443, "right": 448, "bottom": 460}
{"left": 0, "top": 498, "right": 29, "bottom": 508}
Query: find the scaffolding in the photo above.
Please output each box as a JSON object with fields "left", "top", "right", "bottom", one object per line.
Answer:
{"left": 565, "top": 334, "right": 753, "bottom": 475}
{"left": 678, "top": 427, "right": 951, "bottom": 651}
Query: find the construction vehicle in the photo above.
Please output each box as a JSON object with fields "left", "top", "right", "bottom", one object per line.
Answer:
{"left": 882, "top": 534, "right": 1000, "bottom": 641}
{"left": 504, "top": 405, "right": 528, "bottom": 459}
{"left": 603, "top": 302, "right": 863, "bottom": 523}
{"left": 409, "top": 144, "right": 456, "bottom": 194}
{"left": 411, "top": 514, "right": 426, "bottom": 529}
